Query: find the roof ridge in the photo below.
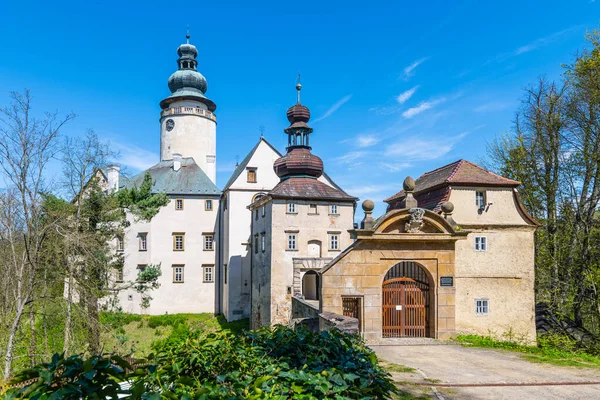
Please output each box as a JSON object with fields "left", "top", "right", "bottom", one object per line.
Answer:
{"left": 419, "top": 159, "right": 463, "bottom": 177}
{"left": 459, "top": 159, "right": 520, "bottom": 184}
{"left": 445, "top": 159, "right": 465, "bottom": 182}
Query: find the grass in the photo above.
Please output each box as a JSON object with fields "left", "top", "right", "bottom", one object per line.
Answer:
{"left": 455, "top": 334, "right": 600, "bottom": 368}
{"left": 382, "top": 361, "right": 416, "bottom": 373}
{"left": 100, "top": 312, "right": 248, "bottom": 357}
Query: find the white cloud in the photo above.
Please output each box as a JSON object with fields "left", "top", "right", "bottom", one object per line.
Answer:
{"left": 396, "top": 86, "right": 420, "bottom": 105}
{"left": 334, "top": 151, "right": 366, "bottom": 164}
{"left": 379, "top": 162, "right": 412, "bottom": 172}
{"left": 369, "top": 105, "right": 400, "bottom": 116}
{"left": 313, "top": 94, "right": 352, "bottom": 123}
{"left": 402, "top": 98, "right": 446, "bottom": 119}
{"left": 473, "top": 101, "right": 512, "bottom": 113}
{"left": 356, "top": 134, "right": 380, "bottom": 148}
{"left": 403, "top": 57, "right": 428, "bottom": 80}
{"left": 384, "top": 131, "right": 469, "bottom": 161}
{"left": 111, "top": 141, "right": 159, "bottom": 171}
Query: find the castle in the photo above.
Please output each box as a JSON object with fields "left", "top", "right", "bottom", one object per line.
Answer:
{"left": 101, "top": 36, "right": 538, "bottom": 342}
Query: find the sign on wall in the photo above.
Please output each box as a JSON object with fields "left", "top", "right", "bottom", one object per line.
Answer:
{"left": 440, "top": 276, "right": 454, "bottom": 287}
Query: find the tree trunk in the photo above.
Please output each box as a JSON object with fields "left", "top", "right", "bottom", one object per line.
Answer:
{"left": 87, "top": 290, "right": 100, "bottom": 354}
{"left": 28, "top": 304, "right": 36, "bottom": 367}
{"left": 63, "top": 273, "right": 73, "bottom": 355}
{"left": 3, "top": 297, "right": 28, "bottom": 380}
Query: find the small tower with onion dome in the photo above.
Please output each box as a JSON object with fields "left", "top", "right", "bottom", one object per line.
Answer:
{"left": 159, "top": 31, "right": 218, "bottom": 184}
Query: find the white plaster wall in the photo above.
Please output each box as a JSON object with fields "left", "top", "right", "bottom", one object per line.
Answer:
{"left": 449, "top": 187, "right": 530, "bottom": 226}
{"left": 228, "top": 140, "right": 282, "bottom": 191}
{"left": 116, "top": 195, "right": 219, "bottom": 314}
{"left": 160, "top": 101, "right": 216, "bottom": 184}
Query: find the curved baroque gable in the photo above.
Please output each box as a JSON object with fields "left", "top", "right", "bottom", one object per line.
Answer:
{"left": 373, "top": 208, "right": 457, "bottom": 235}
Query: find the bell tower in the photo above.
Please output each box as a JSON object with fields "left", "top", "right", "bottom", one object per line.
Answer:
{"left": 159, "top": 32, "right": 217, "bottom": 183}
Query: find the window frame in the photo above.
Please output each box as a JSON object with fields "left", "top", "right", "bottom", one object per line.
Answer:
{"left": 203, "top": 265, "right": 214, "bottom": 283}
{"left": 203, "top": 233, "right": 215, "bottom": 251}
{"left": 116, "top": 236, "right": 124, "bottom": 252}
{"left": 308, "top": 204, "right": 318, "bottom": 215}
{"left": 261, "top": 233, "right": 266, "bottom": 252}
{"left": 476, "top": 191, "right": 486, "bottom": 209}
{"left": 254, "top": 234, "right": 259, "bottom": 254}
{"left": 286, "top": 232, "right": 298, "bottom": 251}
{"left": 261, "top": 206, "right": 265, "bottom": 218}
{"left": 205, "top": 199, "right": 213, "bottom": 211}
{"left": 116, "top": 268, "right": 124, "bottom": 283}
{"left": 474, "top": 236, "right": 487, "bottom": 252}
{"left": 172, "top": 265, "right": 184, "bottom": 283}
{"left": 139, "top": 233, "right": 148, "bottom": 252}
{"left": 247, "top": 168, "right": 257, "bottom": 183}
{"left": 173, "top": 233, "right": 185, "bottom": 251}
{"left": 287, "top": 202, "right": 297, "bottom": 214}
{"left": 329, "top": 233, "right": 340, "bottom": 251}
{"left": 175, "top": 198, "right": 184, "bottom": 210}
{"left": 329, "top": 204, "right": 338, "bottom": 215}
{"left": 475, "top": 298, "right": 489, "bottom": 315}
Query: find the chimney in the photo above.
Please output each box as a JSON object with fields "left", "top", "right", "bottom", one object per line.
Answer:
{"left": 361, "top": 199, "right": 375, "bottom": 229}
{"left": 173, "top": 153, "right": 182, "bottom": 172}
{"left": 106, "top": 165, "right": 120, "bottom": 193}
{"left": 401, "top": 176, "right": 418, "bottom": 209}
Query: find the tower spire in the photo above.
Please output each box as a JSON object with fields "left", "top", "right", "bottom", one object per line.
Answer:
{"left": 186, "top": 26, "right": 190, "bottom": 44}
{"left": 296, "top": 73, "right": 302, "bottom": 104}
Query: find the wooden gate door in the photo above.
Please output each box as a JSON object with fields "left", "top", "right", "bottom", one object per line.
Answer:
{"left": 382, "top": 277, "right": 428, "bottom": 337}
{"left": 342, "top": 297, "right": 362, "bottom": 332}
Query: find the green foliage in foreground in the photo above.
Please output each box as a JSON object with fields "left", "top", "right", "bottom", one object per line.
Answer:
{"left": 3, "top": 326, "right": 397, "bottom": 399}
{"left": 455, "top": 334, "right": 600, "bottom": 368}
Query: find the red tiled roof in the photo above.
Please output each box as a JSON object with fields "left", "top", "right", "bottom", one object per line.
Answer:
{"left": 269, "top": 177, "right": 356, "bottom": 201}
{"left": 384, "top": 159, "right": 520, "bottom": 204}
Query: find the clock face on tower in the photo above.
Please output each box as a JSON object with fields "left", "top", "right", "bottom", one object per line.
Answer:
{"left": 166, "top": 119, "right": 175, "bottom": 132}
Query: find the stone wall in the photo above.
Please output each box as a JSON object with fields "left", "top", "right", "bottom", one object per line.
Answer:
{"left": 292, "top": 296, "right": 320, "bottom": 319}
{"left": 319, "top": 312, "right": 359, "bottom": 334}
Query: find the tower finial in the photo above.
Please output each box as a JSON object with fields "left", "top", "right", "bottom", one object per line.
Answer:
{"left": 296, "top": 73, "right": 302, "bottom": 104}
{"left": 186, "top": 25, "right": 190, "bottom": 44}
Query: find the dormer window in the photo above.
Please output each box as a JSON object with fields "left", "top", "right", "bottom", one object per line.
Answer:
{"left": 476, "top": 191, "right": 486, "bottom": 210}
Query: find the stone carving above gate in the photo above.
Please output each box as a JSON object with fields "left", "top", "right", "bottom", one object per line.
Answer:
{"left": 405, "top": 208, "right": 426, "bottom": 233}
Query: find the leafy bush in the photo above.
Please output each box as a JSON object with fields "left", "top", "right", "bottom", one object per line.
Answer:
{"left": 4, "top": 326, "right": 397, "bottom": 399}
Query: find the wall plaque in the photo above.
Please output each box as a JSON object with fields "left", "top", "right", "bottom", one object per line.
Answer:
{"left": 440, "top": 276, "right": 454, "bottom": 287}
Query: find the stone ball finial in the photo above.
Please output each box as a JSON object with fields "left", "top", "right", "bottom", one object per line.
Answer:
{"left": 441, "top": 201, "right": 454, "bottom": 214}
{"left": 362, "top": 199, "right": 375, "bottom": 212}
{"left": 403, "top": 176, "right": 416, "bottom": 192}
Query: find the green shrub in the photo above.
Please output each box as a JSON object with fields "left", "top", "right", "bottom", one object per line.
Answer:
{"left": 5, "top": 326, "right": 397, "bottom": 399}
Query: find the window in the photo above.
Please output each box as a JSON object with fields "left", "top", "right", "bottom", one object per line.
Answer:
{"left": 255, "top": 209, "right": 259, "bottom": 220}
{"left": 287, "top": 233, "right": 297, "bottom": 251}
{"left": 137, "top": 264, "right": 147, "bottom": 273}
{"left": 475, "top": 236, "right": 487, "bottom": 252}
{"left": 173, "top": 233, "right": 185, "bottom": 251}
{"left": 287, "top": 203, "right": 296, "bottom": 214}
{"left": 247, "top": 168, "right": 257, "bottom": 183}
{"left": 116, "top": 236, "right": 124, "bottom": 252}
{"left": 261, "top": 233, "right": 266, "bottom": 252}
{"left": 329, "top": 234, "right": 340, "bottom": 251}
{"left": 173, "top": 265, "right": 184, "bottom": 283}
{"left": 175, "top": 198, "right": 184, "bottom": 210}
{"left": 329, "top": 205, "right": 338, "bottom": 215}
{"left": 254, "top": 234, "right": 259, "bottom": 254}
{"left": 261, "top": 206, "right": 265, "bottom": 218}
{"left": 476, "top": 191, "right": 486, "bottom": 209}
{"left": 139, "top": 233, "right": 148, "bottom": 251}
{"left": 475, "top": 299, "right": 489, "bottom": 315}
{"left": 224, "top": 264, "right": 228, "bottom": 284}
{"left": 309, "top": 204, "right": 318, "bottom": 214}
{"left": 204, "top": 234, "right": 214, "bottom": 251}
{"left": 205, "top": 199, "right": 213, "bottom": 211}
{"left": 203, "top": 265, "right": 214, "bottom": 282}
{"left": 116, "top": 268, "right": 124, "bottom": 283}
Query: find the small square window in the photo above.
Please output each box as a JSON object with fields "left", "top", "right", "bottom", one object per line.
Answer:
{"left": 329, "top": 205, "right": 338, "bottom": 215}
{"left": 330, "top": 234, "right": 340, "bottom": 251}
{"left": 173, "top": 265, "right": 184, "bottom": 283}
{"left": 287, "top": 233, "right": 297, "bottom": 251}
{"left": 309, "top": 204, "right": 318, "bottom": 214}
{"left": 261, "top": 233, "right": 266, "bottom": 252}
{"left": 476, "top": 191, "right": 486, "bottom": 209}
{"left": 475, "top": 236, "right": 487, "bottom": 252}
{"left": 205, "top": 199, "right": 213, "bottom": 211}
{"left": 175, "top": 198, "right": 184, "bottom": 210}
{"left": 475, "top": 299, "right": 489, "bottom": 315}
{"left": 173, "top": 233, "right": 185, "bottom": 251}
{"left": 137, "top": 264, "right": 147, "bottom": 274}
{"left": 204, "top": 234, "right": 214, "bottom": 251}
{"left": 139, "top": 233, "right": 148, "bottom": 251}
{"left": 247, "top": 168, "right": 257, "bottom": 183}
{"left": 203, "top": 265, "right": 214, "bottom": 282}
{"left": 287, "top": 203, "right": 296, "bottom": 214}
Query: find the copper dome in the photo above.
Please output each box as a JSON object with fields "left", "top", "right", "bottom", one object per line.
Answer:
{"left": 273, "top": 148, "right": 323, "bottom": 179}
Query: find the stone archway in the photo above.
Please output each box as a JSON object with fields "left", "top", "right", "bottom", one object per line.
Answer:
{"left": 302, "top": 270, "right": 319, "bottom": 300}
{"left": 382, "top": 262, "right": 431, "bottom": 338}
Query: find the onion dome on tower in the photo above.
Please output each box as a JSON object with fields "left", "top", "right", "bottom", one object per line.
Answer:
{"left": 159, "top": 32, "right": 216, "bottom": 111}
{"left": 274, "top": 81, "right": 324, "bottom": 179}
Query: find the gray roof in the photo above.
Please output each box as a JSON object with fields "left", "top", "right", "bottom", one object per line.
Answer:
{"left": 223, "top": 137, "right": 282, "bottom": 190}
{"left": 125, "top": 158, "right": 220, "bottom": 196}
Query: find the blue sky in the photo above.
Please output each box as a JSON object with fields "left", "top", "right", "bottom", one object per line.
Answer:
{"left": 0, "top": 0, "right": 597, "bottom": 216}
